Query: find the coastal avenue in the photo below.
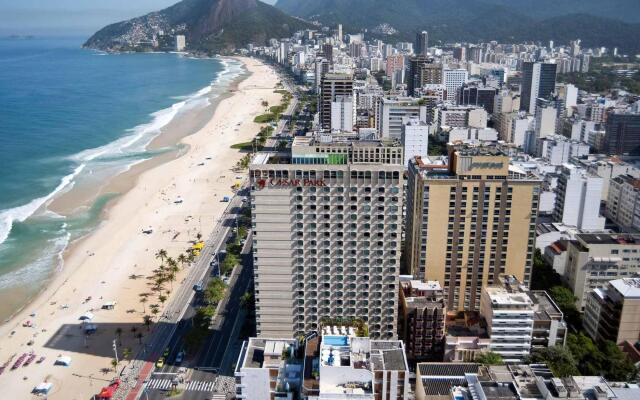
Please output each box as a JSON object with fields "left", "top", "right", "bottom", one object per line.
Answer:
{"left": 121, "top": 187, "right": 250, "bottom": 400}
{"left": 124, "top": 73, "right": 295, "bottom": 400}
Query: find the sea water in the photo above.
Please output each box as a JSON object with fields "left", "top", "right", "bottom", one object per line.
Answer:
{"left": 0, "top": 37, "right": 242, "bottom": 320}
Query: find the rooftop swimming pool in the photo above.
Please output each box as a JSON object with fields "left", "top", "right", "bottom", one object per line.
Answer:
{"left": 323, "top": 335, "right": 349, "bottom": 347}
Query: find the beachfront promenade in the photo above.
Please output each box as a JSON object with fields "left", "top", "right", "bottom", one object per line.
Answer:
{"left": 119, "top": 188, "right": 248, "bottom": 400}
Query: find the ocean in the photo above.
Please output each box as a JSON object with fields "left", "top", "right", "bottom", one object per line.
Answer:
{"left": 0, "top": 37, "right": 242, "bottom": 320}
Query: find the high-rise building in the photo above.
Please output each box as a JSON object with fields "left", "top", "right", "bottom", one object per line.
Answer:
{"left": 322, "top": 43, "right": 333, "bottom": 64}
{"left": 399, "top": 279, "right": 446, "bottom": 361}
{"left": 604, "top": 111, "right": 640, "bottom": 156}
{"left": 319, "top": 73, "right": 354, "bottom": 130}
{"left": 250, "top": 135, "right": 404, "bottom": 339}
{"left": 330, "top": 95, "right": 354, "bottom": 132}
{"left": 314, "top": 58, "right": 330, "bottom": 94}
{"left": 553, "top": 164, "right": 605, "bottom": 231}
{"left": 376, "top": 97, "right": 427, "bottom": 139}
{"left": 408, "top": 56, "right": 442, "bottom": 96}
{"left": 401, "top": 118, "right": 431, "bottom": 169}
{"left": 520, "top": 62, "right": 557, "bottom": 114}
{"left": 175, "top": 35, "right": 186, "bottom": 51}
{"left": 415, "top": 31, "right": 429, "bottom": 56}
{"left": 459, "top": 85, "right": 497, "bottom": 114}
{"left": 405, "top": 145, "right": 541, "bottom": 311}
{"left": 562, "top": 233, "right": 640, "bottom": 310}
{"left": 584, "top": 278, "right": 640, "bottom": 345}
{"left": 337, "top": 24, "right": 343, "bottom": 42}
{"left": 607, "top": 174, "right": 640, "bottom": 231}
{"left": 443, "top": 68, "right": 468, "bottom": 103}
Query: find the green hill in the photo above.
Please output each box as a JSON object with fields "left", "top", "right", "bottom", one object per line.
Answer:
{"left": 84, "top": 0, "right": 313, "bottom": 54}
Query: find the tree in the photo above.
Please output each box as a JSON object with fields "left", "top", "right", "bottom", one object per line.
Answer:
{"left": 221, "top": 253, "right": 240, "bottom": 275}
{"left": 475, "top": 351, "right": 505, "bottom": 366}
{"left": 177, "top": 253, "right": 187, "bottom": 269}
{"left": 549, "top": 286, "right": 581, "bottom": 329}
{"left": 150, "top": 304, "right": 160, "bottom": 319}
{"left": 529, "top": 346, "right": 579, "bottom": 377}
{"left": 139, "top": 294, "right": 149, "bottom": 314}
{"left": 122, "top": 347, "right": 132, "bottom": 363}
{"left": 136, "top": 332, "right": 144, "bottom": 344}
{"left": 143, "top": 315, "right": 153, "bottom": 331}
{"left": 155, "top": 249, "right": 168, "bottom": 265}
{"left": 115, "top": 327, "right": 123, "bottom": 345}
{"left": 196, "top": 232, "right": 202, "bottom": 241}
{"left": 111, "top": 358, "right": 118, "bottom": 371}
{"left": 158, "top": 295, "right": 168, "bottom": 306}
{"left": 240, "top": 292, "right": 253, "bottom": 310}
{"left": 530, "top": 249, "right": 562, "bottom": 290}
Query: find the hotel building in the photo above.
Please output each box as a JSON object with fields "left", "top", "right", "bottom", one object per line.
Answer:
{"left": 405, "top": 144, "right": 541, "bottom": 311}
{"left": 250, "top": 133, "right": 404, "bottom": 339}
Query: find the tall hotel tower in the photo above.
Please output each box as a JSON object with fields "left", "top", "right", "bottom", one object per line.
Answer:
{"left": 405, "top": 144, "right": 541, "bottom": 311}
{"left": 250, "top": 134, "right": 404, "bottom": 339}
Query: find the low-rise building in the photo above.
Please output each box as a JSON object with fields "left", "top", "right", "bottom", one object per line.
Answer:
{"left": 235, "top": 338, "right": 302, "bottom": 400}
{"left": 479, "top": 281, "right": 534, "bottom": 363}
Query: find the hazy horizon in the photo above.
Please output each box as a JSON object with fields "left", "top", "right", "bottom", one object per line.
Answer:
{"left": 0, "top": 0, "right": 277, "bottom": 37}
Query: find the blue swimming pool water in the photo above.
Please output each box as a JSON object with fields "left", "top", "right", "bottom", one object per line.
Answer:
{"left": 324, "top": 335, "right": 348, "bottom": 346}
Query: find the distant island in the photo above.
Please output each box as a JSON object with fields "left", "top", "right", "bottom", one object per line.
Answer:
{"left": 83, "top": 0, "right": 312, "bottom": 55}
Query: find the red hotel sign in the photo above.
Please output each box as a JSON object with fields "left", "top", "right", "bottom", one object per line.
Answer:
{"left": 256, "top": 178, "right": 326, "bottom": 189}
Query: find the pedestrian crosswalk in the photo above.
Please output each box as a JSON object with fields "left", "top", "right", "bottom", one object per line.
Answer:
{"left": 145, "top": 378, "right": 217, "bottom": 392}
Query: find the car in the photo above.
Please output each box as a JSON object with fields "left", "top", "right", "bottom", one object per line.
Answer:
{"left": 175, "top": 350, "right": 185, "bottom": 365}
{"left": 193, "top": 282, "right": 203, "bottom": 292}
{"left": 156, "top": 357, "right": 165, "bottom": 368}
{"left": 163, "top": 347, "right": 170, "bottom": 357}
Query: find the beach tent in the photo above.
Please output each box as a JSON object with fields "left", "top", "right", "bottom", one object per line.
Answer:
{"left": 79, "top": 312, "right": 94, "bottom": 321}
{"left": 102, "top": 301, "right": 117, "bottom": 310}
{"left": 54, "top": 356, "right": 71, "bottom": 366}
{"left": 33, "top": 382, "right": 53, "bottom": 394}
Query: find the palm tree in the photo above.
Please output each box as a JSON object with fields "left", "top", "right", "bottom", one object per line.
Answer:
{"left": 187, "top": 252, "right": 196, "bottom": 264}
{"left": 158, "top": 295, "right": 168, "bottom": 306}
{"left": 177, "top": 253, "right": 187, "bottom": 269}
{"left": 139, "top": 295, "right": 148, "bottom": 314}
{"left": 150, "top": 304, "right": 160, "bottom": 319}
{"left": 155, "top": 249, "right": 168, "bottom": 265}
{"left": 196, "top": 232, "right": 203, "bottom": 241}
{"left": 143, "top": 315, "right": 152, "bottom": 331}
{"left": 115, "top": 327, "right": 123, "bottom": 345}
{"left": 136, "top": 332, "right": 144, "bottom": 344}
{"left": 111, "top": 358, "right": 118, "bottom": 371}
{"left": 130, "top": 326, "right": 138, "bottom": 338}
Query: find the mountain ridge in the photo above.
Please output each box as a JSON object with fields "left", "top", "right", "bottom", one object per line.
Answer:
{"left": 275, "top": 0, "right": 640, "bottom": 54}
{"left": 84, "top": 0, "right": 312, "bottom": 54}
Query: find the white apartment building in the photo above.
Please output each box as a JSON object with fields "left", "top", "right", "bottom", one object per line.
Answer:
{"left": 564, "top": 233, "right": 640, "bottom": 310}
{"left": 537, "top": 135, "right": 590, "bottom": 166}
{"left": 436, "top": 106, "right": 487, "bottom": 130}
{"left": 175, "top": 35, "right": 186, "bottom": 51}
{"left": 448, "top": 127, "right": 498, "bottom": 143}
{"left": 401, "top": 118, "right": 430, "bottom": 169}
{"left": 443, "top": 68, "right": 468, "bottom": 102}
{"left": 479, "top": 283, "right": 534, "bottom": 363}
{"left": 376, "top": 97, "right": 427, "bottom": 139}
{"left": 607, "top": 174, "right": 640, "bottom": 231}
{"left": 553, "top": 164, "right": 605, "bottom": 231}
{"left": 331, "top": 95, "right": 355, "bottom": 132}
{"left": 250, "top": 135, "right": 404, "bottom": 339}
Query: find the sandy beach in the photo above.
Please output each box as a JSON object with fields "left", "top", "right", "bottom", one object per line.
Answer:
{"left": 0, "top": 56, "right": 281, "bottom": 399}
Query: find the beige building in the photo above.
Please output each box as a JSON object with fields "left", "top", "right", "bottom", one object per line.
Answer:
{"left": 607, "top": 174, "right": 640, "bottom": 231}
{"left": 250, "top": 134, "right": 403, "bottom": 339}
{"left": 563, "top": 233, "right": 640, "bottom": 310}
{"left": 584, "top": 278, "right": 640, "bottom": 345}
{"left": 405, "top": 144, "right": 541, "bottom": 311}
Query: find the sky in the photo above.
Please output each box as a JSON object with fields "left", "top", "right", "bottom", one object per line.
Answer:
{"left": 0, "top": 0, "right": 277, "bottom": 37}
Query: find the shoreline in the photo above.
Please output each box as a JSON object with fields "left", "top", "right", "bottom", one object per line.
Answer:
{"left": 0, "top": 56, "right": 282, "bottom": 399}
{"left": 0, "top": 58, "right": 247, "bottom": 325}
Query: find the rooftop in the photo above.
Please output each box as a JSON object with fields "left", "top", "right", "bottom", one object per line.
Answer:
{"left": 577, "top": 233, "right": 640, "bottom": 246}
{"left": 418, "top": 362, "right": 480, "bottom": 377}
{"left": 611, "top": 278, "right": 640, "bottom": 299}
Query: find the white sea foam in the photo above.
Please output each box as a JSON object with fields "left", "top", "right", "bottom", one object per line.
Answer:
{"left": 0, "top": 164, "right": 85, "bottom": 246}
{"left": 0, "top": 57, "right": 240, "bottom": 248}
